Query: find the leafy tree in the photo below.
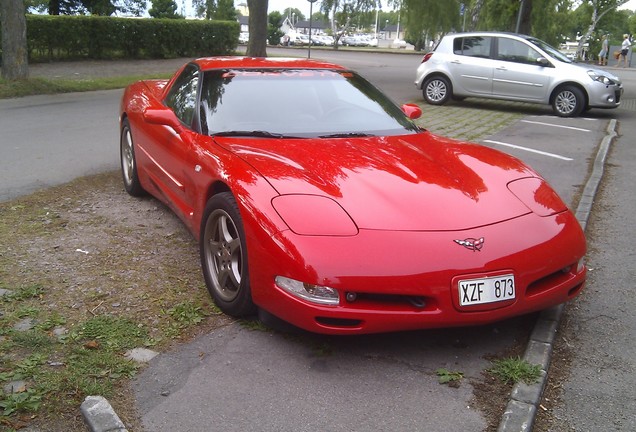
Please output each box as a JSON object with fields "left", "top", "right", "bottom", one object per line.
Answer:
{"left": 1, "top": 0, "right": 29, "bottom": 80}
{"left": 36, "top": 0, "right": 146, "bottom": 15}
{"left": 575, "top": 0, "right": 630, "bottom": 58}
{"left": 401, "top": 0, "right": 460, "bottom": 50}
{"left": 193, "top": 0, "right": 237, "bottom": 20}
{"left": 148, "top": 0, "right": 182, "bottom": 18}
{"left": 320, "top": 0, "right": 376, "bottom": 47}
{"left": 82, "top": 0, "right": 116, "bottom": 15}
{"left": 475, "top": 0, "right": 520, "bottom": 31}
{"left": 531, "top": 0, "right": 573, "bottom": 45}
{"left": 268, "top": 11, "right": 285, "bottom": 45}
{"left": 246, "top": 0, "right": 267, "bottom": 56}
{"left": 282, "top": 7, "right": 305, "bottom": 23}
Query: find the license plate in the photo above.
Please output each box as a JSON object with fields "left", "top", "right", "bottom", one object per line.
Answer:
{"left": 458, "top": 274, "right": 515, "bottom": 306}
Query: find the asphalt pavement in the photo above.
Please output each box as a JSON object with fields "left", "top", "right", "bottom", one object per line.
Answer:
{"left": 540, "top": 107, "right": 636, "bottom": 431}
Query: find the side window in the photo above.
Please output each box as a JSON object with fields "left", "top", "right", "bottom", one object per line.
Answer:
{"left": 453, "top": 36, "right": 492, "bottom": 58}
{"left": 165, "top": 64, "right": 199, "bottom": 127}
{"left": 497, "top": 38, "right": 542, "bottom": 64}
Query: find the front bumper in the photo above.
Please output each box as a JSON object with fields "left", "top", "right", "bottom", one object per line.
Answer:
{"left": 248, "top": 211, "right": 587, "bottom": 335}
{"left": 587, "top": 83, "right": 623, "bottom": 108}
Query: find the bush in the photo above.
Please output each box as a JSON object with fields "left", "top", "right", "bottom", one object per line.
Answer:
{"left": 18, "top": 15, "right": 239, "bottom": 62}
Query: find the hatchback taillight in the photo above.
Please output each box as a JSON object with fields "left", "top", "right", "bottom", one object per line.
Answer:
{"left": 421, "top": 52, "right": 434, "bottom": 63}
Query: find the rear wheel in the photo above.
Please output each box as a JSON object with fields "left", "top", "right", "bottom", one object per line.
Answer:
{"left": 200, "top": 192, "right": 255, "bottom": 317}
{"left": 423, "top": 76, "right": 452, "bottom": 105}
{"left": 120, "top": 119, "right": 145, "bottom": 197}
{"left": 552, "top": 86, "right": 585, "bottom": 117}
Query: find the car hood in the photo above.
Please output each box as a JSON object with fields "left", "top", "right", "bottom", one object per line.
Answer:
{"left": 214, "top": 133, "right": 543, "bottom": 231}
{"left": 561, "top": 61, "right": 622, "bottom": 83}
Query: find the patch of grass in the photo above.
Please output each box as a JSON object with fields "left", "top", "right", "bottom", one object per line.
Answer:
{"left": 165, "top": 300, "right": 206, "bottom": 328}
{"left": 10, "top": 331, "right": 54, "bottom": 350}
{"left": 0, "top": 74, "right": 172, "bottom": 99}
{"left": 68, "top": 315, "right": 148, "bottom": 352}
{"left": 36, "top": 313, "right": 67, "bottom": 331}
{"left": 0, "top": 389, "right": 43, "bottom": 416}
{"left": 2, "top": 285, "right": 44, "bottom": 302}
{"left": 13, "top": 354, "right": 48, "bottom": 380}
{"left": 436, "top": 368, "right": 464, "bottom": 385}
{"left": 489, "top": 356, "right": 542, "bottom": 385}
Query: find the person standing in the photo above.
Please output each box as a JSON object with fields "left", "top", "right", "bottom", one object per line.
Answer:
{"left": 616, "top": 34, "right": 632, "bottom": 67}
{"left": 598, "top": 35, "right": 609, "bottom": 66}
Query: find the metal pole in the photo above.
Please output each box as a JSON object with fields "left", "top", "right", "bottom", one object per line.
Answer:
{"left": 308, "top": 0, "right": 317, "bottom": 58}
{"left": 515, "top": 0, "right": 525, "bottom": 34}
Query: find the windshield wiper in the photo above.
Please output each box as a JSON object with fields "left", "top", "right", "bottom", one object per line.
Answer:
{"left": 318, "top": 132, "right": 376, "bottom": 138}
{"left": 212, "top": 130, "right": 303, "bottom": 139}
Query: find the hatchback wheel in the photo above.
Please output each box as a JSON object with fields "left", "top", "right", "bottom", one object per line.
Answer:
{"left": 553, "top": 86, "right": 584, "bottom": 117}
{"left": 200, "top": 192, "right": 255, "bottom": 317}
{"left": 423, "top": 76, "right": 452, "bottom": 105}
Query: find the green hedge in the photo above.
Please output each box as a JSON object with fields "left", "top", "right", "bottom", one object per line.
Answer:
{"left": 21, "top": 15, "right": 239, "bottom": 61}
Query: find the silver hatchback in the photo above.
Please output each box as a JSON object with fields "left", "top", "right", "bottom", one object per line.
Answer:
{"left": 415, "top": 32, "right": 623, "bottom": 117}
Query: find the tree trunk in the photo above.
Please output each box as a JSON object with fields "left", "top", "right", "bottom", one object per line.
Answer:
{"left": 517, "top": 0, "right": 533, "bottom": 35}
{"left": 1, "top": 0, "right": 29, "bottom": 80}
{"left": 246, "top": 0, "right": 268, "bottom": 57}
{"left": 469, "top": 0, "right": 484, "bottom": 31}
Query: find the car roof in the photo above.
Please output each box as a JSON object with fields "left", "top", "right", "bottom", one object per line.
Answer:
{"left": 443, "top": 31, "right": 533, "bottom": 40}
{"left": 192, "top": 56, "right": 348, "bottom": 71}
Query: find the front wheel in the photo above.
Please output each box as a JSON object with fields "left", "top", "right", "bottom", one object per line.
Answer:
{"left": 200, "top": 192, "right": 255, "bottom": 317}
{"left": 552, "top": 86, "right": 585, "bottom": 117}
{"left": 422, "top": 76, "right": 452, "bottom": 105}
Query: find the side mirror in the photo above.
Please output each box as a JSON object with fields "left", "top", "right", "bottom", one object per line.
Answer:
{"left": 143, "top": 108, "right": 185, "bottom": 134}
{"left": 401, "top": 103, "right": 422, "bottom": 120}
{"left": 536, "top": 57, "right": 550, "bottom": 67}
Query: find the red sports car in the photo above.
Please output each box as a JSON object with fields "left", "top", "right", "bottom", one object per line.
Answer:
{"left": 119, "top": 57, "right": 586, "bottom": 335}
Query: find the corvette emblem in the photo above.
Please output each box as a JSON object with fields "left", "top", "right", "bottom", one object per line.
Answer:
{"left": 454, "top": 237, "right": 485, "bottom": 252}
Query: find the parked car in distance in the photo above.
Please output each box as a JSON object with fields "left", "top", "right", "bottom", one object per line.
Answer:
{"left": 239, "top": 32, "right": 249, "bottom": 44}
{"left": 315, "top": 34, "right": 335, "bottom": 46}
{"left": 342, "top": 35, "right": 369, "bottom": 47}
{"left": 415, "top": 32, "right": 623, "bottom": 117}
{"left": 393, "top": 38, "right": 407, "bottom": 48}
{"left": 120, "top": 57, "right": 587, "bottom": 335}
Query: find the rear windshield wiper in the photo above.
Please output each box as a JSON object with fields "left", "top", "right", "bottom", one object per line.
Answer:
{"left": 212, "top": 130, "right": 303, "bottom": 139}
{"left": 318, "top": 132, "right": 376, "bottom": 138}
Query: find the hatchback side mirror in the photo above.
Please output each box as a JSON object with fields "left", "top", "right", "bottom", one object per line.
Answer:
{"left": 536, "top": 57, "right": 550, "bottom": 67}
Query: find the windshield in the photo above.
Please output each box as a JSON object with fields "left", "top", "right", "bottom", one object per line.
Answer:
{"left": 199, "top": 69, "right": 420, "bottom": 138}
{"left": 527, "top": 37, "right": 572, "bottom": 63}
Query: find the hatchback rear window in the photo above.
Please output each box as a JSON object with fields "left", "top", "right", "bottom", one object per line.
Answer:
{"left": 453, "top": 36, "right": 492, "bottom": 58}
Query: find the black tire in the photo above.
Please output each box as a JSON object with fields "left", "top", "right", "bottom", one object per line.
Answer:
{"left": 200, "top": 192, "right": 255, "bottom": 317}
{"left": 422, "top": 75, "right": 452, "bottom": 105}
{"left": 120, "top": 118, "right": 145, "bottom": 197}
{"left": 552, "top": 86, "right": 585, "bottom": 117}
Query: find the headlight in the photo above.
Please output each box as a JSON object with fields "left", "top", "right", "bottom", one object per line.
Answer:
{"left": 272, "top": 194, "right": 358, "bottom": 236}
{"left": 587, "top": 71, "right": 615, "bottom": 85}
{"left": 275, "top": 276, "right": 340, "bottom": 305}
{"left": 507, "top": 177, "right": 567, "bottom": 217}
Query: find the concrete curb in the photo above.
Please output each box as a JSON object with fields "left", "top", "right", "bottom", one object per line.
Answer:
{"left": 497, "top": 119, "right": 617, "bottom": 432}
{"left": 80, "top": 395, "right": 128, "bottom": 432}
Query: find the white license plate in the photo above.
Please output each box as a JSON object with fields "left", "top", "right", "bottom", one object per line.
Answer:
{"left": 458, "top": 274, "right": 515, "bottom": 306}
